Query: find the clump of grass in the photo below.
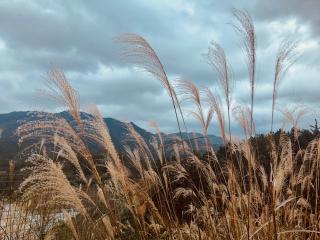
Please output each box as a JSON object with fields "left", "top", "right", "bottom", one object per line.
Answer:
{"left": 11, "top": 9, "right": 320, "bottom": 240}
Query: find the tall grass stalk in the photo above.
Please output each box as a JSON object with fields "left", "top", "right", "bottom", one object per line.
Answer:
{"left": 116, "top": 34, "right": 186, "bottom": 149}
{"left": 271, "top": 40, "right": 298, "bottom": 132}
{"left": 233, "top": 9, "right": 256, "bottom": 137}
{"left": 206, "top": 41, "right": 233, "bottom": 143}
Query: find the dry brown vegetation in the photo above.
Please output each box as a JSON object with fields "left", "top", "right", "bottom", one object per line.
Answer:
{"left": 1, "top": 10, "right": 319, "bottom": 240}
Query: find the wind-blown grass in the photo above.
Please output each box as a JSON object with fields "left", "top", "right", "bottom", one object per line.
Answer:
{"left": 8, "top": 10, "right": 320, "bottom": 240}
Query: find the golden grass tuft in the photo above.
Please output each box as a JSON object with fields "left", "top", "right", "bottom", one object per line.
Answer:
{"left": 8, "top": 9, "right": 320, "bottom": 240}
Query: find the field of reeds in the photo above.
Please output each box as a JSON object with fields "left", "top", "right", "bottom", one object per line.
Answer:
{"left": 1, "top": 10, "right": 319, "bottom": 239}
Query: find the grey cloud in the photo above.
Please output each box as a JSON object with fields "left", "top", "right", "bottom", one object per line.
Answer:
{"left": 252, "top": 0, "right": 320, "bottom": 37}
{"left": 0, "top": 0, "right": 319, "bottom": 136}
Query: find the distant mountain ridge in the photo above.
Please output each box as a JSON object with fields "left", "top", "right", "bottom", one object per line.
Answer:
{"left": 0, "top": 111, "right": 223, "bottom": 169}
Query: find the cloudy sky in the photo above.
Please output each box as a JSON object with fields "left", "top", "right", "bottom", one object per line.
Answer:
{"left": 0, "top": 0, "right": 319, "bottom": 136}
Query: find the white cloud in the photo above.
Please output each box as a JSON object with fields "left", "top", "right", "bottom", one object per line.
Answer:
{"left": 296, "top": 40, "right": 319, "bottom": 51}
{"left": 0, "top": 38, "right": 6, "bottom": 51}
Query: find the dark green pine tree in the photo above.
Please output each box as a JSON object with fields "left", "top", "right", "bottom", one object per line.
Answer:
{"left": 310, "top": 119, "right": 320, "bottom": 136}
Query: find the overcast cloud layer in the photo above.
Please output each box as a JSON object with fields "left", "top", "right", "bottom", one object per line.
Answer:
{"left": 0, "top": 0, "right": 319, "bottom": 136}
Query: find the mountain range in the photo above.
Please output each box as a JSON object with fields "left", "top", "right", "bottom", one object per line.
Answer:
{"left": 0, "top": 111, "right": 223, "bottom": 170}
